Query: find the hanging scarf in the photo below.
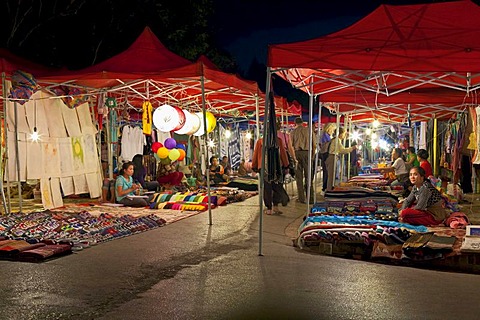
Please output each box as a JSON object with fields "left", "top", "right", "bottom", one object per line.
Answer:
{"left": 266, "top": 94, "right": 283, "bottom": 183}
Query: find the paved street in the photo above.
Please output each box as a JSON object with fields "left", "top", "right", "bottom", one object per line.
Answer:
{"left": 1, "top": 193, "right": 480, "bottom": 320}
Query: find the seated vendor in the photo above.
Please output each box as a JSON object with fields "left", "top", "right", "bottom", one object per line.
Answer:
{"left": 221, "top": 156, "right": 232, "bottom": 176}
{"left": 157, "top": 161, "right": 184, "bottom": 191}
{"left": 132, "top": 154, "right": 160, "bottom": 192}
{"left": 399, "top": 166, "right": 448, "bottom": 226}
{"left": 237, "top": 159, "right": 248, "bottom": 176}
{"left": 209, "top": 156, "right": 229, "bottom": 184}
{"left": 379, "top": 148, "right": 408, "bottom": 186}
{"left": 115, "top": 162, "right": 150, "bottom": 207}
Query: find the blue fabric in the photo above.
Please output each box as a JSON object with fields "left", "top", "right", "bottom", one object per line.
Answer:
{"left": 300, "top": 215, "right": 428, "bottom": 233}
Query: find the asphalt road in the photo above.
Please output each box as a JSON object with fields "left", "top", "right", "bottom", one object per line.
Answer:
{"left": 1, "top": 195, "right": 480, "bottom": 320}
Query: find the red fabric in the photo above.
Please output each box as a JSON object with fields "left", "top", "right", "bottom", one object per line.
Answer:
{"left": 400, "top": 208, "right": 442, "bottom": 226}
{"left": 269, "top": 1, "right": 480, "bottom": 73}
{"left": 420, "top": 160, "right": 433, "bottom": 177}
{"left": 157, "top": 172, "right": 184, "bottom": 186}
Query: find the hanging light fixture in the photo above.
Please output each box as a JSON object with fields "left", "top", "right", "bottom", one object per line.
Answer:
{"left": 207, "top": 139, "right": 215, "bottom": 148}
{"left": 245, "top": 131, "right": 252, "bottom": 140}
{"left": 372, "top": 119, "right": 380, "bottom": 128}
{"left": 225, "top": 128, "right": 232, "bottom": 139}
{"left": 30, "top": 99, "right": 39, "bottom": 142}
{"left": 365, "top": 128, "right": 372, "bottom": 135}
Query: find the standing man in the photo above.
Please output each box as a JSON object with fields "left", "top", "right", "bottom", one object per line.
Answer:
{"left": 291, "top": 117, "right": 316, "bottom": 203}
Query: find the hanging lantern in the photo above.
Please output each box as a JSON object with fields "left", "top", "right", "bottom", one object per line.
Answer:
{"left": 175, "top": 110, "right": 194, "bottom": 135}
{"left": 185, "top": 112, "right": 201, "bottom": 135}
{"left": 153, "top": 104, "right": 186, "bottom": 132}
{"left": 194, "top": 111, "right": 217, "bottom": 137}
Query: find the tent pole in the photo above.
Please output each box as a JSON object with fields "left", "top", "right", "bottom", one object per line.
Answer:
{"left": 201, "top": 75, "right": 212, "bottom": 225}
{"left": 433, "top": 115, "right": 438, "bottom": 177}
{"left": 333, "top": 109, "right": 341, "bottom": 189}
{"left": 259, "top": 69, "right": 271, "bottom": 256}
{"left": 105, "top": 94, "right": 113, "bottom": 180}
{"left": 306, "top": 83, "right": 314, "bottom": 212}
{"left": 0, "top": 73, "right": 9, "bottom": 214}
{"left": 255, "top": 94, "right": 260, "bottom": 142}
{"left": 314, "top": 98, "right": 322, "bottom": 202}
{"left": 348, "top": 117, "right": 352, "bottom": 180}
{"left": 13, "top": 101, "right": 22, "bottom": 212}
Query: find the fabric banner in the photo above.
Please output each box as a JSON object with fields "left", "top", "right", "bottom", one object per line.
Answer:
{"left": 26, "top": 140, "right": 43, "bottom": 179}
{"left": 474, "top": 106, "right": 480, "bottom": 164}
{"left": 42, "top": 138, "right": 61, "bottom": 178}
{"left": 50, "top": 177, "right": 63, "bottom": 208}
{"left": 228, "top": 124, "right": 241, "bottom": 169}
{"left": 71, "top": 136, "right": 85, "bottom": 175}
{"left": 6, "top": 100, "right": 30, "bottom": 135}
{"left": 419, "top": 121, "right": 427, "bottom": 150}
{"left": 45, "top": 98, "right": 68, "bottom": 137}
{"left": 60, "top": 176, "right": 74, "bottom": 196}
{"left": 83, "top": 134, "right": 99, "bottom": 173}
{"left": 6, "top": 131, "right": 27, "bottom": 181}
{"left": 40, "top": 178, "right": 54, "bottom": 209}
{"left": 73, "top": 174, "right": 89, "bottom": 194}
{"left": 85, "top": 171, "right": 101, "bottom": 198}
{"left": 219, "top": 124, "right": 228, "bottom": 158}
{"left": 58, "top": 137, "right": 74, "bottom": 176}
{"left": 77, "top": 102, "right": 97, "bottom": 135}
{"left": 62, "top": 105, "right": 82, "bottom": 137}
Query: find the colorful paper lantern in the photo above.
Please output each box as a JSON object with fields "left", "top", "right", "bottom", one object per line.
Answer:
{"left": 175, "top": 110, "right": 194, "bottom": 135}
{"left": 168, "top": 148, "right": 180, "bottom": 161}
{"left": 157, "top": 147, "right": 169, "bottom": 159}
{"left": 152, "top": 142, "right": 162, "bottom": 153}
{"left": 206, "top": 111, "right": 217, "bottom": 133}
{"left": 186, "top": 112, "right": 201, "bottom": 135}
{"left": 153, "top": 104, "right": 186, "bottom": 132}
{"left": 194, "top": 111, "right": 217, "bottom": 136}
{"left": 164, "top": 138, "right": 177, "bottom": 149}
{"left": 178, "top": 149, "right": 186, "bottom": 161}
{"left": 176, "top": 143, "right": 186, "bottom": 150}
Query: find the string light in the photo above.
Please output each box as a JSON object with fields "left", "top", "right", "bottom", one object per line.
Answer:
{"left": 245, "top": 131, "right": 252, "bottom": 140}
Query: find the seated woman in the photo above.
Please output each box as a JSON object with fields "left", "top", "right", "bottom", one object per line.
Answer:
{"left": 399, "top": 166, "right": 448, "bottom": 226}
{"left": 405, "top": 147, "right": 420, "bottom": 169}
{"left": 380, "top": 148, "right": 408, "bottom": 186}
{"left": 132, "top": 154, "right": 160, "bottom": 192}
{"left": 417, "top": 148, "right": 433, "bottom": 178}
{"left": 221, "top": 156, "right": 232, "bottom": 176}
{"left": 209, "top": 156, "right": 229, "bottom": 184}
{"left": 115, "top": 162, "right": 150, "bottom": 207}
{"left": 157, "top": 161, "right": 184, "bottom": 191}
{"left": 237, "top": 159, "right": 248, "bottom": 176}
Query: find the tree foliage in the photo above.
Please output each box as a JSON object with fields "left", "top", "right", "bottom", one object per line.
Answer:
{"left": 0, "top": 0, "right": 237, "bottom": 72}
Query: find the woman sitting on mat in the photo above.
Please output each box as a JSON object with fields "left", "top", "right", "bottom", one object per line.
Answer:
{"left": 379, "top": 148, "right": 408, "bottom": 186}
{"left": 399, "top": 166, "right": 448, "bottom": 226}
{"left": 209, "top": 156, "right": 229, "bottom": 184}
{"left": 115, "top": 162, "right": 150, "bottom": 207}
{"left": 157, "top": 161, "right": 184, "bottom": 191}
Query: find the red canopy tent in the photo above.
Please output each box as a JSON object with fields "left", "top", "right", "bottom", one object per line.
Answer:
{"left": 268, "top": 0, "right": 480, "bottom": 122}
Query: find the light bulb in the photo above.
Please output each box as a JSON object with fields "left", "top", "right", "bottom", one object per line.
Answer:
{"left": 245, "top": 131, "right": 252, "bottom": 140}
{"left": 365, "top": 128, "right": 372, "bottom": 135}
{"left": 371, "top": 132, "right": 377, "bottom": 139}
{"left": 351, "top": 130, "right": 360, "bottom": 142}
{"left": 373, "top": 119, "right": 380, "bottom": 128}
{"left": 225, "top": 129, "right": 231, "bottom": 139}
{"left": 30, "top": 127, "right": 39, "bottom": 142}
{"left": 208, "top": 139, "right": 215, "bottom": 148}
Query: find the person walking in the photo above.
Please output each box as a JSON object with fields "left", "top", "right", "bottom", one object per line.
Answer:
{"left": 291, "top": 117, "right": 316, "bottom": 203}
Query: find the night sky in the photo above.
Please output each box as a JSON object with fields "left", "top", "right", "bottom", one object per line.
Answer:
{"left": 0, "top": 0, "right": 467, "bottom": 108}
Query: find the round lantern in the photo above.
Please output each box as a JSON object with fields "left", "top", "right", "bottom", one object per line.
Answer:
{"left": 186, "top": 112, "right": 201, "bottom": 135}
{"left": 164, "top": 138, "right": 177, "bottom": 150}
{"left": 175, "top": 110, "right": 194, "bottom": 135}
{"left": 157, "top": 147, "right": 169, "bottom": 159}
{"left": 205, "top": 111, "right": 217, "bottom": 133}
{"left": 193, "top": 111, "right": 216, "bottom": 136}
{"left": 176, "top": 143, "right": 186, "bottom": 151}
{"left": 168, "top": 148, "right": 180, "bottom": 161}
{"left": 178, "top": 149, "right": 186, "bottom": 161}
{"left": 153, "top": 104, "right": 186, "bottom": 132}
{"left": 151, "top": 142, "right": 162, "bottom": 153}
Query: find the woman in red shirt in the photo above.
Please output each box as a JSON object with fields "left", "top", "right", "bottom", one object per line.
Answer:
{"left": 417, "top": 149, "right": 433, "bottom": 178}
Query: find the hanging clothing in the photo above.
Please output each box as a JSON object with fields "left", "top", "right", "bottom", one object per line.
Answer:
{"left": 142, "top": 101, "right": 153, "bottom": 135}
{"left": 120, "top": 125, "right": 145, "bottom": 161}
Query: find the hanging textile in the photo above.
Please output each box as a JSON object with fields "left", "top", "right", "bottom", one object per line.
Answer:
{"left": 228, "top": 124, "right": 241, "bottom": 169}
{"left": 266, "top": 94, "right": 282, "bottom": 183}
{"left": 142, "top": 101, "right": 153, "bottom": 135}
